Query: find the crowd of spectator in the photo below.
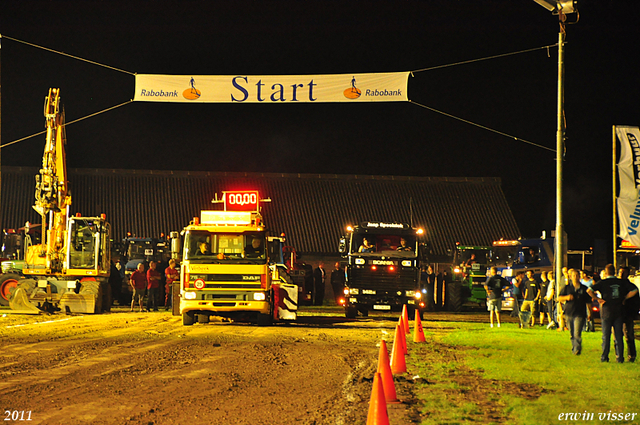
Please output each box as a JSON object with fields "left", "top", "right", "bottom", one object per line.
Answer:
{"left": 486, "top": 264, "right": 639, "bottom": 363}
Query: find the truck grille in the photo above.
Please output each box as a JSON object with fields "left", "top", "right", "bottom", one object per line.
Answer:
{"left": 347, "top": 267, "right": 418, "bottom": 291}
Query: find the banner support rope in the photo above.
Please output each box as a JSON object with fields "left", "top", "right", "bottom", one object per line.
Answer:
{"left": 409, "top": 100, "right": 556, "bottom": 153}
{"left": 0, "top": 100, "right": 134, "bottom": 150}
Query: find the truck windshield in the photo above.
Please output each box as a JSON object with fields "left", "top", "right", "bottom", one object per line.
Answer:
{"left": 491, "top": 246, "right": 519, "bottom": 267}
{"left": 128, "top": 242, "right": 153, "bottom": 260}
{"left": 351, "top": 233, "right": 417, "bottom": 257}
{"left": 458, "top": 249, "right": 489, "bottom": 265}
{"left": 185, "top": 230, "right": 266, "bottom": 262}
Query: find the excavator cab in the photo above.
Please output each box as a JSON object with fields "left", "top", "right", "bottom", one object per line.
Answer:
{"left": 67, "top": 217, "right": 110, "bottom": 272}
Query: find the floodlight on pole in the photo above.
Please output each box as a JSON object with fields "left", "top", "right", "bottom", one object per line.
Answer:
{"left": 531, "top": 0, "right": 577, "bottom": 292}
{"left": 533, "top": 0, "right": 577, "bottom": 14}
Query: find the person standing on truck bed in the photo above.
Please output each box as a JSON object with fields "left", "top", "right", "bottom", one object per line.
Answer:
{"left": 358, "top": 238, "right": 375, "bottom": 253}
{"left": 313, "top": 262, "right": 326, "bottom": 306}
{"left": 130, "top": 262, "right": 147, "bottom": 312}
{"left": 146, "top": 261, "right": 161, "bottom": 312}
{"left": 164, "top": 259, "right": 179, "bottom": 311}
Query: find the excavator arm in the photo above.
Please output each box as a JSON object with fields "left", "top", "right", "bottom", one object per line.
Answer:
{"left": 27, "top": 88, "right": 71, "bottom": 273}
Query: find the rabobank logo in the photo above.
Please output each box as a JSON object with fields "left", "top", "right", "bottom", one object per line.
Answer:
{"left": 183, "top": 77, "right": 202, "bottom": 100}
{"left": 343, "top": 76, "right": 361, "bottom": 99}
{"left": 343, "top": 75, "right": 404, "bottom": 100}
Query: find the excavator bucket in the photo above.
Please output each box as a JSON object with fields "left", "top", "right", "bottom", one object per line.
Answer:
{"left": 59, "top": 293, "right": 99, "bottom": 314}
{"left": 9, "top": 288, "right": 42, "bottom": 315}
{"left": 59, "top": 280, "right": 102, "bottom": 314}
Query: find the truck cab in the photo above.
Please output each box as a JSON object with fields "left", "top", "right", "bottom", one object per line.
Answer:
{"left": 176, "top": 191, "right": 297, "bottom": 325}
{"left": 339, "top": 222, "right": 426, "bottom": 318}
{"left": 490, "top": 237, "right": 556, "bottom": 311}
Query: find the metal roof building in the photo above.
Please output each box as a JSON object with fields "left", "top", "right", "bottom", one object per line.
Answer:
{"left": 1, "top": 166, "right": 520, "bottom": 256}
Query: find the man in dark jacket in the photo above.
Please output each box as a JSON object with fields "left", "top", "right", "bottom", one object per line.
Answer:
{"left": 484, "top": 267, "right": 508, "bottom": 328}
{"left": 558, "top": 269, "right": 591, "bottom": 355}
{"left": 330, "top": 262, "right": 345, "bottom": 304}
{"left": 313, "top": 262, "right": 326, "bottom": 306}
{"left": 588, "top": 264, "right": 639, "bottom": 363}
{"left": 618, "top": 266, "right": 640, "bottom": 362}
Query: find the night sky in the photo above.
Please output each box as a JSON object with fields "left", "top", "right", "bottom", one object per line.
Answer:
{"left": 1, "top": 0, "right": 639, "bottom": 250}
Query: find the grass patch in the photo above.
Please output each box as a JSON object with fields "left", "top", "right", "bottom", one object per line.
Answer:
{"left": 408, "top": 321, "right": 640, "bottom": 424}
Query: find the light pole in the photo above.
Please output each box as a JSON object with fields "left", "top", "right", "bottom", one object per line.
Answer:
{"left": 531, "top": 1, "right": 577, "bottom": 287}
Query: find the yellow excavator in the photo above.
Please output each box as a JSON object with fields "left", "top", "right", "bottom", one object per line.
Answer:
{"left": 8, "top": 88, "right": 112, "bottom": 314}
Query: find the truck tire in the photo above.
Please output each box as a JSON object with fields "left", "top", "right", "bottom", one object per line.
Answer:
{"left": 183, "top": 311, "right": 195, "bottom": 326}
{"left": 357, "top": 306, "right": 369, "bottom": 317}
{"left": 345, "top": 306, "right": 358, "bottom": 319}
{"left": 257, "top": 312, "right": 273, "bottom": 326}
{"left": 408, "top": 305, "right": 423, "bottom": 321}
{"left": 446, "top": 281, "right": 463, "bottom": 312}
{"left": 0, "top": 274, "right": 21, "bottom": 306}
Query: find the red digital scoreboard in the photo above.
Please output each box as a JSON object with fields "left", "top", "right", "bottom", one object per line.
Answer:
{"left": 223, "top": 191, "right": 260, "bottom": 212}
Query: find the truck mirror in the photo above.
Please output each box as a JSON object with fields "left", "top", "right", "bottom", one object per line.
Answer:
{"left": 338, "top": 237, "right": 346, "bottom": 254}
{"left": 170, "top": 233, "right": 182, "bottom": 259}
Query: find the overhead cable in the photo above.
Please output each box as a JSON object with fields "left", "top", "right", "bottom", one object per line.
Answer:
{"left": 409, "top": 100, "right": 556, "bottom": 153}
{"left": 411, "top": 44, "right": 558, "bottom": 73}
{"left": 0, "top": 100, "right": 134, "bottom": 150}
{"left": 0, "top": 34, "right": 136, "bottom": 75}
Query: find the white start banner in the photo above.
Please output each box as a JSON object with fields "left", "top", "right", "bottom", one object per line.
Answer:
{"left": 616, "top": 126, "right": 640, "bottom": 245}
{"left": 133, "top": 72, "right": 409, "bottom": 103}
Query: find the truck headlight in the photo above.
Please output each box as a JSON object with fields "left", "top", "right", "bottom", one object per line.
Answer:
{"left": 253, "top": 292, "right": 266, "bottom": 301}
{"left": 184, "top": 291, "right": 196, "bottom": 300}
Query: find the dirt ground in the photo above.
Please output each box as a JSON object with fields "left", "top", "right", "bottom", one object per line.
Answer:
{"left": 0, "top": 306, "right": 432, "bottom": 425}
{"left": 0, "top": 307, "right": 532, "bottom": 425}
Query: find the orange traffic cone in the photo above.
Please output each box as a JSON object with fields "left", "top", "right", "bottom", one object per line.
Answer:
{"left": 367, "top": 372, "right": 390, "bottom": 425}
{"left": 401, "top": 304, "right": 410, "bottom": 334}
{"left": 397, "top": 316, "right": 408, "bottom": 354}
{"left": 377, "top": 339, "right": 399, "bottom": 403}
{"left": 390, "top": 324, "right": 407, "bottom": 374}
{"left": 413, "top": 310, "right": 426, "bottom": 343}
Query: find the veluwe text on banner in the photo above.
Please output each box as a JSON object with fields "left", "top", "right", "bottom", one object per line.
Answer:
{"left": 615, "top": 126, "right": 640, "bottom": 245}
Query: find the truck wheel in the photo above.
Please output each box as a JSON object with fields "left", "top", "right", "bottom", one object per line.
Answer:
{"left": 408, "top": 305, "right": 423, "bottom": 321}
{"left": 257, "top": 312, "right": 273, "bottom": 326}
{"left": 0, "top": 274, "right": 20, "bottom": 306}
{"left": 183, "top": 311, "right": 195, "bottom": 326}
{"left": 345, "top": 306, "right": 358, "bottom": 319}
{"left": 446, "top": 282, "right": 463, "bottom": 312}
{"left": 357, "top": 307, "right": 369, "bottom": 317}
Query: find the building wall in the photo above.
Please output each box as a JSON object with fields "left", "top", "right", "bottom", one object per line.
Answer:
{"left": 0, "top": 167, "right": 521, "bottom": 256}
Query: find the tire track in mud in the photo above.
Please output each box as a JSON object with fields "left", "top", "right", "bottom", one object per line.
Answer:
{"left": 1, "top": 312, "right": 409, "bottom": 425}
